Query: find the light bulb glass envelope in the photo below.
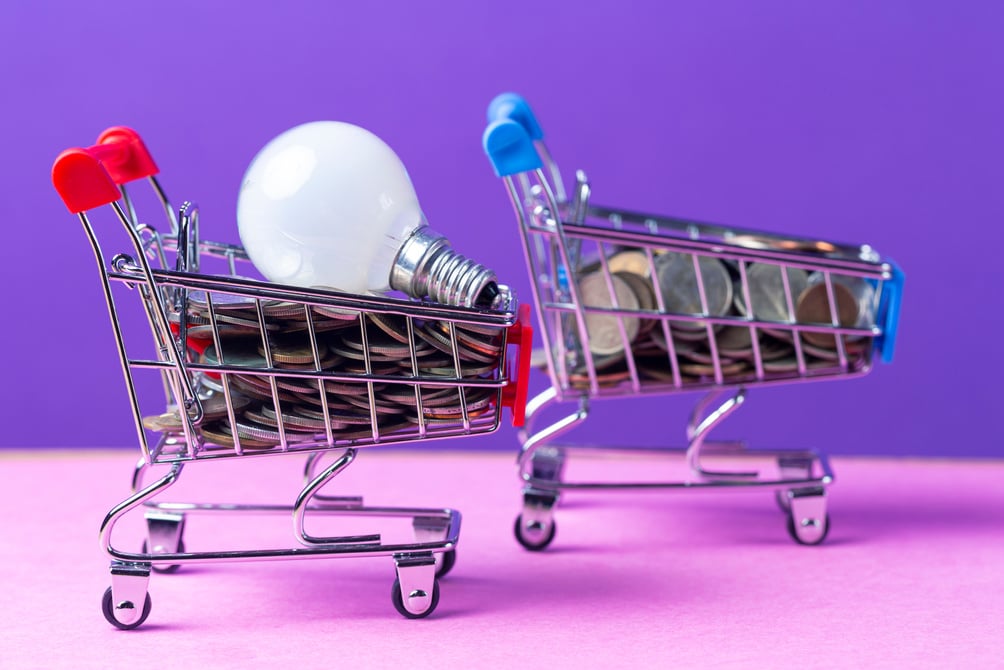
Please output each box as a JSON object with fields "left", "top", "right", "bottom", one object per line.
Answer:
{"left": 238, "top": 121, "right": 498, "bottom": 307}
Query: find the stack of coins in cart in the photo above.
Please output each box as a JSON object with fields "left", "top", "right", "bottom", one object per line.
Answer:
{"left": 569, "top": 247, "right": 874, "bottom": 389}
{"left": 142, "top": 292, "right": 505, "bottom": 449}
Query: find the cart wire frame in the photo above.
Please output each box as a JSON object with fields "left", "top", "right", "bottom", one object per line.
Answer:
{"left": 483, "top": 92, "right": 903, "bottom": 550}
{"left": 52, "top": 126, "right": 532, "bottom": 626}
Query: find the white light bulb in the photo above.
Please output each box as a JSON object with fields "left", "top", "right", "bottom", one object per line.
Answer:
{"left": 237, "top": 121, "right": 498, "bottom": 307}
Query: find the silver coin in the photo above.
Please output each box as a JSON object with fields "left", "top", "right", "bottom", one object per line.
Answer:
{"left": 341, "top": 329, "right": 435, "bottom": 357}
{"left": 418, "top": 361, "right": 498, "bottom": 377}
{"left": 245, "top": 407, "right": 329, "bottom": 433}
{"left": 405, "top": 405, "right": 495, "bottom": 425}
{"left": 654, "top": 252, "right": 732, "bottom": 331}
{"left": 417, "top": 325, "right": 499, "bottom": 364}
{"left": 230, "top": 374, "right": 308, "bottom": 402}
{"left": 142, "top": 394, "right": 252, "bottom": 432}
{"left": 735, "top": 264, "right": 809, "bottom": 323}
{"left": 292, "top": 392, "right": 375, "bottom": 414}
{"left": 213, "top": 313, "right": 281, "bottom": 331}
{"left": 328, "top": 341, "right": 408, "bottom": 363}
{"left": 199, "top": 422, "right": 277, "bottom": 450}
{"left": 577, "top": 271, "right": 640, "bottom": 356}
{"left": 367, "top": 313, "right": 412, "bottom": 344}
{"left": 333, "top": 419, "right": 414, "bottom": 441}
{"left": 311, "top": 305, "right": 362, "bottom": 321}
{"left": 261, "top": 301, "right": 311, "bottom": 319}
{"left": 341, "top": 393, "right": 406, "bottom": 415}
{"left": 258, "top": 404, "right": 356, "bottom": 431}
{"left": 187, "top": 290, "right": 258, "bottom": 313}
{"left": 201, "top": 342, "right": 268, "bottom": 368}
{"left": 283, "top": 318, "right": 360, "bottom": 334}
{"left": 431, "top": 321, "right": 504, "bottom": 357}
{"left": 170, "top": 311, "right": 212, "bottom": 325}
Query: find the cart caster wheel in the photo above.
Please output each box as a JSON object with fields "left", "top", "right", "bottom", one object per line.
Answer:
{"left": 435, "top": 549, "right": 457, "bottom": 579}
{"left": 101, "top": 586, "right": 152, "bottom": 630}
{"left": 142, "top": 538, "right": 185, "bottom": 574}
{"left": 514, "top": 514, "right": 556, "bottom": 551}
{"left": 391, "top": 577, "right": 440, "bottom": 619}
{"left": 787, "top": 512, "right": 830, "bottom": 546}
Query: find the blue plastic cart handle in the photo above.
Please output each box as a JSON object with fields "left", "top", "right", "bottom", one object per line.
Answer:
{"left": 483, "top": 119, "right": 542, "bottom": 177}
{"left": 487, "top": 93, "right": 544, "bottom": 141}
{"left": 875, "top": 260, "right": 904, "bottom": 364}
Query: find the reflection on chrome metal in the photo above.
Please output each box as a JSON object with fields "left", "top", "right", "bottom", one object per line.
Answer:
{"left": 58, "top": 137, "right": 525, "bottom": 627}
{"left": 490, "top": 96, "right": 898, "bottom": 551}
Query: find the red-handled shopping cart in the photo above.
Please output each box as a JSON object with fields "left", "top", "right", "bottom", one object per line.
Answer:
{"left": 52, "top": 127, "right": 532, "bottom": 627}
{"left": 483, "top": 93, "right": 903, "bottom": 550}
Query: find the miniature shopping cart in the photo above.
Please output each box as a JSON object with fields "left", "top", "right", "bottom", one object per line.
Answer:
{"left": 483, "top": 93, "right": 903, "bottom": 550}
{"left": 51, "top": 127, "right": 532, "bottom": 628}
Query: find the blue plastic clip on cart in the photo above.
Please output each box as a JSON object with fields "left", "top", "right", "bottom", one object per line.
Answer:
{"left": 483, "top": 92, "right": 903, "bottom": 549}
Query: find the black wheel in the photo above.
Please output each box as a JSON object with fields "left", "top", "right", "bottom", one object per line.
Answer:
{"left": 514, "top": 514, "right": 556, "bottom": 551}
{"left": 391, "top": 577, "right": 440, "bottom": 619}
{"left": 787, "top": 512, "right": 830, "bottom": 546}
{"left": 435, "top": 549, "right": 457, "bottom": 579}
{"left": 142, "top": 538, "right": 185, "bottom": 574}
{"left": 101, "top": 586, "right": 152, "bottom": 630}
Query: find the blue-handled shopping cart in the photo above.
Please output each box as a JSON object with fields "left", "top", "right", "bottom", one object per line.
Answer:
{"left": 483, "top": 93, "right": 903, "bottom": 550}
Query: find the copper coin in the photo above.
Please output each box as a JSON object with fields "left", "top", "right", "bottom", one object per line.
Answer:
{"left": 795, "top": 282, "right": 859, "bottom": 348}
{"left": 678, "top": 360, "right": 749, "bottom": 377}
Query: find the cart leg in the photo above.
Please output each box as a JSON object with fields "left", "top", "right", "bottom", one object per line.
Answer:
{"left": 103, "top": 562, "right": 152, "bottom": 630}
{"left": 530, "top": 446, "right": 566, "bottom": 485}
{"left": 412, "top": 516, "right": 457, "bottom": 578}
{"left": 784, "top": 487, "right": 829, "bottom": 545}
{"left": 775, "top": 455, "right": 815, "bottom": 512}
{"left": 144, "top": 511, "right": 186, "bottom": 573}
{"left": 515, "top": 487, "right": 559, "bottom": 551}
{"left": 391, "top": 554, "right": 439, "bottom": 619}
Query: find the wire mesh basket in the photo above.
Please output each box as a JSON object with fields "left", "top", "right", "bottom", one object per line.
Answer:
{"left": 483, "top": 93, "right": 902, "bottom": 550}
{"left": 52, "top": 126, "right": 532, "bottom": 626}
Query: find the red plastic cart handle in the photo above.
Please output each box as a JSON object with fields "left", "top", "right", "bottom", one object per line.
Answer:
{"left": 501, "top": 303, "right": 534, "bottom": 427}
{"left": 52, "top": 126, "right": 159, "bottom": 213}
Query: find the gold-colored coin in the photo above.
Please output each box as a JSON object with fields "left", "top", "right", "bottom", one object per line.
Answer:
{"left": 608, "top": 249, "right": 653, "bottom": 278}
{"left": 568, "top": 367, "right": 631, "bottom": 389}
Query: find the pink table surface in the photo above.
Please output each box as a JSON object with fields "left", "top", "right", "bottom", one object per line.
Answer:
{"left": 1, "top": 448, "right": 1001, "bottom": 669}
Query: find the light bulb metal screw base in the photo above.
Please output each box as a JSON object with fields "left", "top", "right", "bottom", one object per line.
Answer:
{"left": 390, "top": 227, "right": 499, "bottom": 308}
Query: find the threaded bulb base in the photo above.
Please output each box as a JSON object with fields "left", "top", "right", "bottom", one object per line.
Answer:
{"left": 390, "top": 227, "right": 499, "bottom": 308}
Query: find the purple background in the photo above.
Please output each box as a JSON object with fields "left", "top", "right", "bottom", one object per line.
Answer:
{"left": 2, "top": 1, "right": 1001, "bottom": 456}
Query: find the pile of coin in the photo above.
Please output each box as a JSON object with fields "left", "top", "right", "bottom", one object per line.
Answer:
{"left": 143, "top": 291, "right": 506, "bottom": 450}
{"left": 565, "top": 248, "right": 874, "bottom": 389}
